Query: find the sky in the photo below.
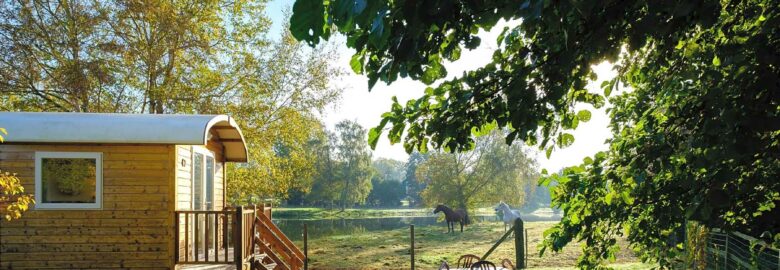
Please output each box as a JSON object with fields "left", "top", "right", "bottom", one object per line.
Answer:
{"left": 265, "top": 1, "right": 615, "bottom": 173}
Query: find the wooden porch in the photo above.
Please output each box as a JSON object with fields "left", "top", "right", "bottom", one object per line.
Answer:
{"left": 174, "top": 204, "right": 306, "bottom": 270}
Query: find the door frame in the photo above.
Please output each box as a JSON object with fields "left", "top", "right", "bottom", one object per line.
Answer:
{"left": 190, "top": 146, "right": 216, "bottom": 258}
{"left": 191, "top": 147, "right": 215, "bottom": 210}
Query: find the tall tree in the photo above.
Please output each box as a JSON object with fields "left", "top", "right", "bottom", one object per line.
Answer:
{"left": 222, "top": 22, "right": 343, "bottom": 203}
{"left": 416, "top": 130, "right": 538, "bottom": 212}
{"left": 366, "top": 158, "right": 405, "bottom": 207}
{"left": 403, "top": 152, "right": 428, "bottom": 206}
{"left": 0, "top": 0, "right": 122, "bottom": 112}
{"left": 291, "top": 0, "right": 780, "bottom": 266}
{"left": 303, "top": 129, "right": 341, "bottom": 207}
{"left": 333, "top": 120, "right": 373, "bottom": 209}
{"left": 0, "top": 0, "right": 275, "bottom": 113}
{"left": 1, "top": 1, "right": 344, "bottom": 202}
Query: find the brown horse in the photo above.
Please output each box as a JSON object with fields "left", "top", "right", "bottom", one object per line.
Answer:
{"left": 433, "top": 204, "right": 469, "bottom": 233}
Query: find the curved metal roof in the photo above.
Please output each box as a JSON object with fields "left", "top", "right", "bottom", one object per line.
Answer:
{"left": 0, "top": 112, "right": 248, "bottom": 162}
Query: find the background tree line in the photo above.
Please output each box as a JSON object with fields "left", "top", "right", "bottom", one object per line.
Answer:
{"left": 286, "top": 123, "right": 543, "bottom": 213}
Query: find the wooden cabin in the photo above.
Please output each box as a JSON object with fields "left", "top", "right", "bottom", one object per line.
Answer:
{"left": 0, "top": 112, "right": 304, "bottom": 270}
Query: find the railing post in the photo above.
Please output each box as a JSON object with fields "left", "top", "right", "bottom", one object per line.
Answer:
{"left": 304, "top": 223, "right": 308, "bottom": 270}
{"left": 235, "top": 206, "right": 243, "bottom": 268}
{"left": 514, "top": 218, "right": 525, "bottom": 269}
{"left": 174, "top": 212, "right": 180, "bottom": 263}
{"left": 195, "top": 213, "right": 200, "bottom": 262}
{"left": 410, "top": 224, "right": 415, "bottom": 270}
{"left": 223, "top": 213, "right": 229, "bottom": 262}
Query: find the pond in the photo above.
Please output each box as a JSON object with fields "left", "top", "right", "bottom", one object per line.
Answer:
{"left": 273, "top": 213, "right": 560, "bottom": 241}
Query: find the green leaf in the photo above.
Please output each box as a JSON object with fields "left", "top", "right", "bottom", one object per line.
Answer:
{"left": 601, "top": 79, "right": 614, "bottom": 97}
{"left": 583, "top": 156, "right": 593, "bottom": 165}
{"left": 350, "top": 53, "right": 364, "bottom": 74}
{"left": 577, "top": 110, "right": 592, "bottom": 122}
{"left": 712, "top": 55, "right": 721, "bottom": 66}
{"left": 421, "top": 62, "right": 444, "bottom": 84}
{"left": 545, "top": 146, "right": 553, "bottom": 159}
{"left": 558, "top": 133, "right": 575, "bottom": 148}
{"left": 368, "top": 127, "right": 381, "bottom": 149}
{"left": 368, "top": 118, "right": 389, "bottom": 149}
{"left": 496, "top": 26, "right": 509, "bottom": 45}
{"left": 290, "top": 0, "right": 327, "bottom": 46}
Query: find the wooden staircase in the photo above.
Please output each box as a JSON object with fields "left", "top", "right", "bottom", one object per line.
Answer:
{"left": 174, "top": 204, "right": 306, "bottom": 270}
{"left": 246, "top": 204, "right": 305, "bottom": 270}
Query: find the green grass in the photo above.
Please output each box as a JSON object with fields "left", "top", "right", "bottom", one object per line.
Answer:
{"left": 294, "top": 221, "right": 651, "bottom": 270}
{"left": 274, "top": 207, "right": 497, "bottom": 220}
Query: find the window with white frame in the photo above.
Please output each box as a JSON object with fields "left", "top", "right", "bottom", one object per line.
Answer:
{"left": 35, "top": 152, "right": 102, "bottom": 209}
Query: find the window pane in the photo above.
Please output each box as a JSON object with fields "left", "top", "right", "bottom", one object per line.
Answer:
{"left": 205, "top": 157, "right": 214, "bottom": 210}
{"left": 193, "top": 153, "right": 203, "bottom": 210}
{"left": 41, "top": 158, "right": 96, "bottom": 204}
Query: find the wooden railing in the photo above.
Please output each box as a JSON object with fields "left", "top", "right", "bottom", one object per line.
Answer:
{"left": 234, "top": 206, "right": 258, "bottom": 267}
{"left": 175, "top": 210, "right": 235, "bottom": 264}
{"left": 175, "top": 204, "right": 306, "bottom": 270}
{"left": 254, "top": 209, "right": 305, "bottom": 270}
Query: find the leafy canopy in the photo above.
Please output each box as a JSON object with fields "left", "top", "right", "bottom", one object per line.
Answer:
{"left": 291, "top": 0, "right": 780, "bottom": 267}
{"left": 1, "top": 1, "right": 343, "bottom": 202}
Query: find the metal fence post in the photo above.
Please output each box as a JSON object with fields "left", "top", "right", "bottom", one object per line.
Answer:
{"left": 410, "top": 225, "right": 415, "bottom": 270}
{"left": 524, "top": 228, "right": 528, "bottom": 265}
{"left": 723, "top": 233, "right": 729, "bottom": 270}
{"left": 514, "top": 218, "right": 525, "bottom": 269}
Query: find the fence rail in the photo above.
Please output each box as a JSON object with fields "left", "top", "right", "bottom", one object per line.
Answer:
{"left": 701, "top": 229, "right": 779, "bottom": 270}
{"left": 175, "top": 210, "right": 235, "bottom": 264}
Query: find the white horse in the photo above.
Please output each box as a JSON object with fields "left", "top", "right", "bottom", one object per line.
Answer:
{"left": 495, "top": 201, "right": 522, "bottom": 232}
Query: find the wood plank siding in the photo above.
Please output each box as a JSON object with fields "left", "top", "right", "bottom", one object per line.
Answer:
{"left": 0, "top": 144, "right": 174, "bottom": 269}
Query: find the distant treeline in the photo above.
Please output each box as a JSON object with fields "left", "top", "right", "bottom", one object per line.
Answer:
{"left": 284, "top": 126, "right": 549, "bottom": 211}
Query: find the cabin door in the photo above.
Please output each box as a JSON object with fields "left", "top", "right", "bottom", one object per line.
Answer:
{"left": 191, "top": 149, "right": 216, "bottom": 259}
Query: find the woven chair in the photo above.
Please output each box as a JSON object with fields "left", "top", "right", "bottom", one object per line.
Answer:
{"left": 456, "top": 254, "right": 481, "bottom": 269}
{"left": 469, "top": 260, "right": 497, "bottom": 270}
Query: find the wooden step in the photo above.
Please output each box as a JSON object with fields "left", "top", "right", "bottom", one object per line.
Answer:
{"left": 250, "top": 253, "right": 277, "bottom": 270}
{"left": 252, "top": 253, "right": 268, "bottom": 262}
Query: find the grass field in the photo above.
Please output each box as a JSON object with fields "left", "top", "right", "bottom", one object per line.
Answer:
{"left": 274, "top": 207, "right": 498, "bottom": 220}
{"left": 296, "top": 221, "right": 650, "bottom": 270}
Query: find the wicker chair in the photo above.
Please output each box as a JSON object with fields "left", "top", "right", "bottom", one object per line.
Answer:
{"left": 456, "top": 254, "right": 481, "bottom": 269}
{"left": 469, "top": 260, "right": 497, "bottom": 270}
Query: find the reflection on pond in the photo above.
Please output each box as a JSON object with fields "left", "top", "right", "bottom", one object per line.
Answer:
{"left": 273, "top": 213, "right": 559, "bottom": 241}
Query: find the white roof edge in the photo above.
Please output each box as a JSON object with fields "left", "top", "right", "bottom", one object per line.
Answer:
{"left": 0, "top": 112, "right": 248, "bottom": 162}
